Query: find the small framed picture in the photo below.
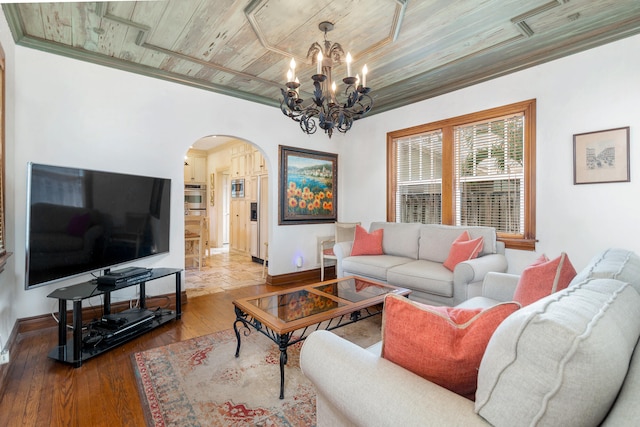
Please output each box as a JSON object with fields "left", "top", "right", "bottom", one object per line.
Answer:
{"left": 573, "top": 127, "right": 630, "bottom": 185}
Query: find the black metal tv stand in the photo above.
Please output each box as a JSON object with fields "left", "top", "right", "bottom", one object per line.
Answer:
{"left": 47, "top": 268, "right": 182, "bottom": 367}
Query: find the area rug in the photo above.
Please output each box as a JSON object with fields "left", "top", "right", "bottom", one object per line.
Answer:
{"left": 132, "top": 317, "right": 381, "bottom": 426}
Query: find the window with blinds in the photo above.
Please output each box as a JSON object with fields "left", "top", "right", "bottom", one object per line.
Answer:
{"left": 454, "top": 114, "right": 525, "bottom": 234}
{"left": 387, "top": 99, "right": 536, "bottom": 250}
{"left": 395, "top": 130, "right": 443, "bottom": 224}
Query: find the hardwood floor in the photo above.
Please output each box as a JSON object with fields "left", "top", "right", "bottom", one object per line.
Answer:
{"left": 0, "top": 282, "right": 302, "bottom": 427}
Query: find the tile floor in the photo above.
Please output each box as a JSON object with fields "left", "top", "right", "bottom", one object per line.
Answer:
{"left": 184, "top": 245, "right": 266, "bottom": 297}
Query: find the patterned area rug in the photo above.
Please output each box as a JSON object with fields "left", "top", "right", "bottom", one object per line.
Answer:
{"left": 132, "top": 317, "right": 381, "bottom": 426}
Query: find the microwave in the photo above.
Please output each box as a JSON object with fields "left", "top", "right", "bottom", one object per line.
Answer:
{"left": 185, "top": 183, "right": 206, "bottom": 209}
{"left": 231, "top": 179, "right": 244, "bottom": 198}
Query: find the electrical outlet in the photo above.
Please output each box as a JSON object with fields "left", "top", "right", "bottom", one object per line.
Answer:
{"left": 0, "top": 350, "right": 9, "bottom": 365}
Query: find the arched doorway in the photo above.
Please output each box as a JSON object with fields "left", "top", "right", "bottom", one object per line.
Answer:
{"left": 183, "top": 135, "right": 269, "bottom": 296}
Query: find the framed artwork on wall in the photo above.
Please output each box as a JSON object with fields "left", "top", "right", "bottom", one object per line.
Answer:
{"left": 279, "top": 145, "right": 337, "bottom": 225}
{"left": 573, "top": 127, "right": 630, "bottom": 185}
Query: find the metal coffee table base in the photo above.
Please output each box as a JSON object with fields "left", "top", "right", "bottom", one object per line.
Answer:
{"left": 233, "top": 305, "right": 380, "bottom": 399}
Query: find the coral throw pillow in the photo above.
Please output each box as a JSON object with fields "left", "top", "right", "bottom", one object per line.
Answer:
{"left": 513, "top": 252, "right": 577, "bottom": 306}
{"left": 443, "top": 231, "right": 484, "bottom": 271}
{"left": 350, "top": 225, "right": 384, "bottom": 256}
{"left": 381, "top": 294, "right": 519, "bottom": 400}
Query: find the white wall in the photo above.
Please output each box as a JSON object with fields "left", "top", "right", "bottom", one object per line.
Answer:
{"left": 342, "top": 33, "right": 640, "bottom": 273}
{"left": 3, "top": 20, "right": 343, "bottom": 330}
{"left": 0, "top": 7, "right": 16, "bottom": 351}
{"left": 2, "top": 6, "right": 640, "bottom": 343}
{"left": 206, "top": 142, "right": 233, "bottom": 248}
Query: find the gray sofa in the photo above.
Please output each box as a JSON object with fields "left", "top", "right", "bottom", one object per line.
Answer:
{"left": 334, "top": 222, "right": 508, "bottom": 306}
{"left": 301, "top": 248, "right": 640, "bottom": 426}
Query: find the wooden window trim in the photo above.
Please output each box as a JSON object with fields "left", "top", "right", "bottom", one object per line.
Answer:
{"left": 0, "top": 44, "right": 6, "bottom": 262}
{"left": 387, "top": 99, "right": 537, "bottom": 250}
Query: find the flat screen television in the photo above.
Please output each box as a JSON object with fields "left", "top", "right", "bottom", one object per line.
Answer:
{"left": 25, "top": 163, "right": 171, "bottom": 289}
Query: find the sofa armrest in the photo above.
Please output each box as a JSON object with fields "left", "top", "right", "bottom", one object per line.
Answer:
{"left": 453, "top": 253, "right": 508, "bottom": 304}
{"left": 333, "top": 241, "right": 353, "bottom": 278}
{"left": 300, "top": 330, "right": 490, "bottom": 427}
{"left": 481, "top": 272, "right": 520, "bottom": 302}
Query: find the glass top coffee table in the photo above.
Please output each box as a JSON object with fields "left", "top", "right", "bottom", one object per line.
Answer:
{"left": 232, "top": 276, "right": 411, "bottom": 399}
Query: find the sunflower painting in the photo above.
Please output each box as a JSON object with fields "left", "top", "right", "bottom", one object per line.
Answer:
{"left": 279, "top": 145, "right": 337, "bottom": 224}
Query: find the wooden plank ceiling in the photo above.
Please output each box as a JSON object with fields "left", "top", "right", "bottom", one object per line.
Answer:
{"left": 3, "top": 0, "right": 640, "bottom": 115}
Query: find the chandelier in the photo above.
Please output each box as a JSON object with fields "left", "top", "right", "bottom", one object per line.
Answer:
{"left": 280, "top": 22, "right": 373, "bottom": 138}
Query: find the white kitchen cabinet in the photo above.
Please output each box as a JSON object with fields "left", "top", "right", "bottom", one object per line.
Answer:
{"left": 184, "top": 153, "right": 207, "bottom": 183}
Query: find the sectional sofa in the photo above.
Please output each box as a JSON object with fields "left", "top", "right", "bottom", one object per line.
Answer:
{"left": 301, "top": 248, "right": 640, "bottom": 426}
{"left": 333, "top": 222, "right": 508, "bottom": 306}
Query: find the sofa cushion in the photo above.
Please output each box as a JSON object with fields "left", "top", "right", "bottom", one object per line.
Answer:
{"left": 342, "top": 255, "right": 412, "bottom": 282}
{"left": 351, "top": 225, "right": 384, "bottom": 256}
{"left": 601, "top": 333, "right": 640, "bottom": 425}
{"left": 570, "top": 248, "right": 640, "bottom": 293}
{"left": 475, "top": 278, "right": 640, "bottom": 426}
{"left": 381, "top": 294, "right": 519, "bottom": 400}
{"left": 387, "top": 260, "right": 455, "bottom": 297}
{"left": 443, "top": 231, "right": 484, "bottom": 271}
{"left": 512, "top": 252, "right": 577, "bottom": 306}
{"left": 370, "top": 222, "right": 422, "bottom": 259}
{"left": 419, "top": 225, "right": 497, "bottom": 263}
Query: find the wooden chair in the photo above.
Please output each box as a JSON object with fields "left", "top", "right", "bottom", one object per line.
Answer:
{"left": 185, "top": 216, "right": 207, "bottom": 269}
{"left": 319, "top": 222, "right": 360, "bottom": 281}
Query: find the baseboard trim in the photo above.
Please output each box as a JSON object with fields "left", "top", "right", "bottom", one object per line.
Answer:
{"left": 0, "top": 320, "right": 18, "bottom": 402}
{"left": 17, "top": 291, "right": 188, "bottom": 335}
{"left": 266, "top": 266, "right": 336, "bottom": 286}
{"left": 0, "top": 290, "right": 187, "bottom": 400}
{"left": 1, "top": 266, "right": 339, "bottom": 396}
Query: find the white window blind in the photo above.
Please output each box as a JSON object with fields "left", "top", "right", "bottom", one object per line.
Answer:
{"left": 454, "top": 113, "right": 525, "bottom": 234}
{"left": 395, "top": 130, "right": 443, "bottom": 224}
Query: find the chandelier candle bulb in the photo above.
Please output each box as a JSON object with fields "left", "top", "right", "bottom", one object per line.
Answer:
{"left": 290, "top": 58, "right": 296, "bottom": 81}
{"left": 362, "top": 64, "right": 368, "bottom": 87}
{"left": 317, "top": 51, "right": 323, "bottom": 75}
{"left": 346, "top": 52, "right": 352, "bottom": 77}
{"left": 287, "top": 69, "right": 292, "bottom": 83}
